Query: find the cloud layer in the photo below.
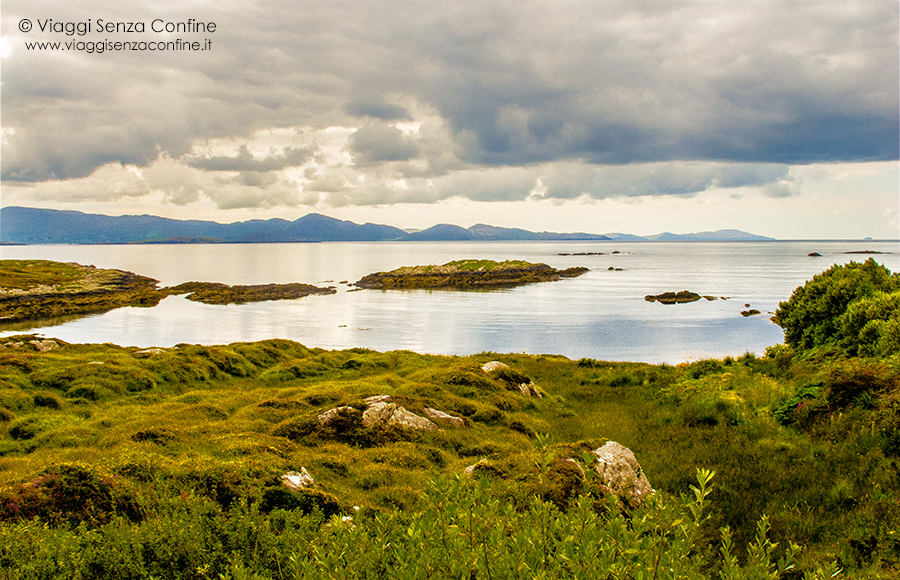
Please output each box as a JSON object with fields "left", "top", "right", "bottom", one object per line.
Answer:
{"left": 2, "top": 1, "right": 897, "bottom": 211}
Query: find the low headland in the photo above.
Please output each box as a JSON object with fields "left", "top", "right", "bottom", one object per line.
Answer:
{"left": 0, "top": 260, "right": 336, "bottom": 322}
{"left": 353, "top": 259, "right": 589, "bottom": 290}
{"left": 0, "top": 259, "right": 897, "bottom": 578}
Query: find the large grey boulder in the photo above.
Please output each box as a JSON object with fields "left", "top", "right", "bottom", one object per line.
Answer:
{"left": 592, "top": 441, "right": 654, "bottom": 508}
{"left": 362, "top": 401, "right": 438, "bottom": 431}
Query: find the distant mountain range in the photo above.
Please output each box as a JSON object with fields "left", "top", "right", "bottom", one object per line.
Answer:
{"left": 0, "top": 206, "right": 775, "bottom": 244}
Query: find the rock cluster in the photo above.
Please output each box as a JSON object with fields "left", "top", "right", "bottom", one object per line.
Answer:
{"left": 463, "top": 440, "right": 653, "bottom": 509}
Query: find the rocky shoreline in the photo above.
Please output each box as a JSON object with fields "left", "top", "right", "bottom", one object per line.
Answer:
{"left": 353, "top": 259, "right": 588, "bottom": 290}
{"left": 0, "top": 261, "right": 165, "bottom": 322}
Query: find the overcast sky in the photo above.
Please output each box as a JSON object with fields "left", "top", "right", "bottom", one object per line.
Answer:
{"left": 2, "top": 0, "right": 898, "bottom": 238}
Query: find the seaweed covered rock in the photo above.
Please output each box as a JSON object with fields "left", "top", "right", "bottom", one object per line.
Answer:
{"left": 591, "top": 441, "right": 653, "bottom": 508}
{"left": 644, "top": 291, "right": 702, "bottom": 304}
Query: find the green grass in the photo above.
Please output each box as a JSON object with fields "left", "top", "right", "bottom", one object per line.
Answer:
{"left": 0, "top": 260, "right": 89, "bottom": 291}
{"left": 0, "top": 334, "right": 898, "bottom": 577}
{"left": 444, "top": 259, "right": 536, "bottom": 271}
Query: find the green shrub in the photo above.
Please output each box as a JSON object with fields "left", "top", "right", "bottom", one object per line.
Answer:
{"left": 823, "top": 359, "right": 896, "bottom": 410}
{"left": 775, "top": 259, "right": 899, "bottom": 353}
{"left": 838, "top": 290, "right": 900, "bottom": 357}
{"left": 0, "top": 463, "right": 138, "bottom": 525}
{"left": 260, "top": 486, "right": 341, "bottom": 516}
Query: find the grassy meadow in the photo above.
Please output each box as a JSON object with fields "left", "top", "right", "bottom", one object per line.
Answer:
{"left": 0, "top": 259, "right": 898, "bottom": 578}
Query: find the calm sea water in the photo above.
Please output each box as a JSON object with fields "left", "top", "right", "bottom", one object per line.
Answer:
{"left": 1, "top": 241, "right": 898, "bottom": 363}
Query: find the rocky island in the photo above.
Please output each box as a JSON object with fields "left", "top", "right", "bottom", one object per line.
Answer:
{"left": 168, "top": 281, "right": 336, "bottom": 305}
{"left": 353, "top": 259, "right": 588, "bottom": 290}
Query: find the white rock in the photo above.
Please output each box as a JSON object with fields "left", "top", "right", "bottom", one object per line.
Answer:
{"left": 481, "top": 361, "right": 510, "bottom": 373}
{"left": 280, "top": 468, "right": 315, "bottom": 492}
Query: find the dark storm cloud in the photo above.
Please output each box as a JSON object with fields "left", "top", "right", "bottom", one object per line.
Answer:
{"left": 344, "top": 99, "right": 412, "bottom": 121}
{"left": 2, "top": 0, "right": 896, "bottom": 205}
{"left": 185, "top": 145, "right": 315, "bottom": 172}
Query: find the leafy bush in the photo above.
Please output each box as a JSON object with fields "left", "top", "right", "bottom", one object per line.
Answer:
{"left": 839, "top": 290, "right": 900, "bottom": 357}
{"left": 822, "top": 359, "right": 896, "bottom": 410}
{"left": 774, "top": 259, "right": 899, "bottom": 353}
